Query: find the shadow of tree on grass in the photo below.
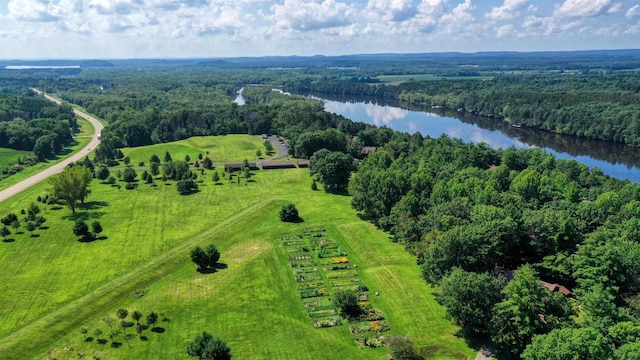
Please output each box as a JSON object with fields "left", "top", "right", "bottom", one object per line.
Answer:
{"left": 197, "top": 262, "right": 228, "bottom": 274}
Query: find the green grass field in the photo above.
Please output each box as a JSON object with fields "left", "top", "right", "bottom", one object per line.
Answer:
{"left": 0, "top": 136, "right": 474, "bottom": 360}
{"left": 0, "top": 147, "right": 32, "bottom": 168}
{"left": 121, "top": 135, "right": 266, "bottom": 166}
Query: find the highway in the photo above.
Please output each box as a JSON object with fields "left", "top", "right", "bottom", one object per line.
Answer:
{"left": 0, "top": 89, "right": 104, "bottom": 203}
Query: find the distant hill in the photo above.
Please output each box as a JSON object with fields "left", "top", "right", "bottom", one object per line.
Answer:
{"left": 80, "top": 60, "right": 115, "bottom": 68}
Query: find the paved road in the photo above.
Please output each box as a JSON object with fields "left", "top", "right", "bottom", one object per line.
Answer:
{"left": 0, "top": 89, "right": 104, "bottom": 204}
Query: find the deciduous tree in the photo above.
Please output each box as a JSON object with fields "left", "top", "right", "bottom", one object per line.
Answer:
{"left": 48, "top": 166, "right": 93, "bottom": 213}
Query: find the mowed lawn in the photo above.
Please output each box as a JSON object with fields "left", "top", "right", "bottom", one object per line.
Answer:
{"left": 122, "top": 135, "right": 266, "bottom": 165}
{"left": 0, "top": 137, "right": 474, "bottom": 360}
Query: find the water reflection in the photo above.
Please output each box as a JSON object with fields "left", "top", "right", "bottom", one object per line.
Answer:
{"left": 311, "top": 93, "right": 640, "bottom": 182}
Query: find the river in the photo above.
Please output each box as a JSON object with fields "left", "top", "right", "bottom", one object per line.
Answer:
{"left": 234, "top": 90, "right": 640, "bottom": 182}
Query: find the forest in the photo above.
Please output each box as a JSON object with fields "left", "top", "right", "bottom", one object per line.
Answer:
{"left": 350, "top": 133, "right": 640, "bottom": 359}
{"left": 0, "top": 92, "right": 76, "bottom": 159}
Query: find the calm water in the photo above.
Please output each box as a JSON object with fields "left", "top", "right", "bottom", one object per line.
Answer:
{"left": 4, "top": 66, "right": 80, "bottom": 69}
{"left": 235, "top": 89, "right": 640, "bottom": 182}
{"left": 320, "top": 95, "right": 640, "bottom": 182}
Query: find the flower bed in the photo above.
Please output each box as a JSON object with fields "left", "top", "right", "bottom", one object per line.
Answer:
{"left": 355, "top": 336, "right": 384, "bottom": 348}
{"left": 313, "top": 317, "right": 342, "bottom": 328}
{"left": 300, "top": 288, "right": 329, "bottom": 298}
{"left": 297, "top": 282, "right": 324, "bottom": 290}
{"left": 289, "top": 254, "right": 312, "bottom": 261}
{"left": 349, "top": 320, "right": 391, "bottom": 334}
{"left": 330, "top": 279, "right": 360, "bottom": 287}
{"left": 308, "top": 306, "right": 338, "bottom": 318}
{"left": 357, "top": 309, "right": 385, "bottom": 322}
{"left": 282, "top": 238, "right": 305, "bottom": 246}
{"left": 286, "top": 245, "right": 309, "bottom": 253}
{"left": 330, "top": 257, "right": 349, "bottom": 264}
{"left": 326, "top": 270, "right": 358, "bottom": 279}
{"left": 303, "top": 300, "right": 323, "bottom": 307}
{"left": 290, "top": 260, "right": 317, "bottom": 268}
{"left": 295, "top": 273, "right": 322, "bottom": 282}
{"left": 317, "top": 249, "right": 344, "bottom": 258}
{"left": 310, "top": 238, "right": 334, "bottom": 245}
{"left": 323, "top": 264, "right": 351, "bottom": 271}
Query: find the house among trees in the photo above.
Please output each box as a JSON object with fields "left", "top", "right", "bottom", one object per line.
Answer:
{"left": 541, "top": 281, "right": 572, "bottom": 297}
{"left": 361, "top": 146, "right": 377, "bottom": 156}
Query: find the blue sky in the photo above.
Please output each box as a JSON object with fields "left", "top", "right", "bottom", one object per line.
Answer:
{"left": 0, "top": 0, "right": 639, "bottom": 59}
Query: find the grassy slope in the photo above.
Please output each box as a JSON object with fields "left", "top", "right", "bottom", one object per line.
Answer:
{"left": 121, "top": 135, "right": 265, "bottom": 165}
{"left": 0, "top": 136, "right": 474, "bottom": 360}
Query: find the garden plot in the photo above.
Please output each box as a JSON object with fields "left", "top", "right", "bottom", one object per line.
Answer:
{"left": 278, "top": 225, "right": 390, "bottom": 339}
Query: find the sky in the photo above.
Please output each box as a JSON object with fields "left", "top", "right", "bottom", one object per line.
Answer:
{"left": 0, "top": 0, "right": 639, "bottom": 59}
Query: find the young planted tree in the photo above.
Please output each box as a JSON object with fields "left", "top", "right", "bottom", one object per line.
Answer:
{"left": 205, "top": 244, "right": 221, "bottom": 268}
{"left": 93, "top": 328, "right": 103, "bottom": 342}
{"left": 146, "top": 311, "right": 158, "bottom": 330}
{"left": 212, "top": 172, "right": 220, "bottom": 184}
{"left": 26, "top": 221, "right": 36, "bottom": 236}
{"left": 1, "top": 212, "right": 18, "bottom": 226}
{"left": 150, "top": 162, "right": 160, "bottom": 177}
{"left": 73, "top": 220, "right": 91, "bottom": 241}
{"left": 1, "top": 226, "right": 11, "bottom": 241}
{"left": 132, "top": 310, "right": 143, "bottom": 323}
{"left": 150, "top": 154, "right": 160, "bottom": 164}
{"left": 256, "top": 149, "right": 262, "bottom": 158}
{"left": 202, "top": 157, "right": 213, "bottom": 170}
{"left": 123, "top": 156, "right": 131, "bottom": 166}
{"left": 123, "top": 167, "right": 137, "bottom": 182}
{"left": 96, "top": 166, "right": 110, "bottom": 181}
{"left": 27, "top": 202, "right": 40, "bottom": 220}
{"left": 164, "top": 151, "right": 172, "bottom": 163}
{"left": 91, "top": 221, "right": 103, "bottom": 238}
{"left": 190, "top": 246, "right": 209, "bottom": 270}
{"left": 11, "top": 220, "right": 20, "bottom": 233}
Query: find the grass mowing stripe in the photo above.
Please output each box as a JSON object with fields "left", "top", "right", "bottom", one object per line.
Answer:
{"left": 0, "top": 199, "right": 281, "bottom": 360}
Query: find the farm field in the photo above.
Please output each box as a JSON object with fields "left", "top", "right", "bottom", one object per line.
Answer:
{"left": 0, "top": 135, "right": 475, "bottom": 360}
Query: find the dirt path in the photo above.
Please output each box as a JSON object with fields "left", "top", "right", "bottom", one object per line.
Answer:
{"left": 0, "top": 90, "right": 104, "bottom": 204}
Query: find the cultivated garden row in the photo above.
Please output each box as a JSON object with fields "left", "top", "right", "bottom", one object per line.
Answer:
{"left": 280, "top": 226, "right": 391, "bottom": 348}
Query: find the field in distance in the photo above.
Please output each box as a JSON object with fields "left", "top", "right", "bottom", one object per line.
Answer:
{"left": 0, "top": 134, "right": 474, "bottom": 360}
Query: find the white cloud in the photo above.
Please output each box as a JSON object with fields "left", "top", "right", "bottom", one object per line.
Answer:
{"left": 626, "top": 4, "right": 640, "bottom": 19}
{"left": 496, "top": 24, "right": 514, "bottom": 37}
{"left": 554, "top": 0, "right": 612, "bottom": 18}
{"left": 8, "top": 0, "right": 59, "bottom": 22}
{"left": 607, "top": 2, "right": 622, "bottom": 13}
{"left": 367, "top": 0, "right": 418, "bottom": 22}
{"left": 485, "top": 0, "right": 528, "bottom": 21}
{"left": 269, "top": 0, "right": 356, "bottom": 31}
